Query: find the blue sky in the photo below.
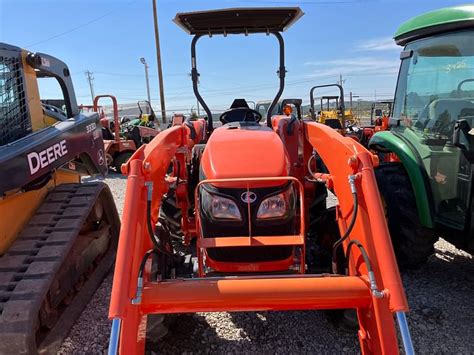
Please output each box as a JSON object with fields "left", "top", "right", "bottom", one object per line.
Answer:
{"left": 1, "top": 0, "right": 469, "bottom": 113}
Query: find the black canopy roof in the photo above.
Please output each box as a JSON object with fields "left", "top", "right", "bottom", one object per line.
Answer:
{"left": 173, "top": 7, "right": 304, "bottom": 35}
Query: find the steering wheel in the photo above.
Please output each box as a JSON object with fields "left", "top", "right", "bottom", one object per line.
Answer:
{"left": 415, "top": 102, "right": 453, "bottom": 136}
{"left": 219, "top": 108, "right": 262, "bottom": 124}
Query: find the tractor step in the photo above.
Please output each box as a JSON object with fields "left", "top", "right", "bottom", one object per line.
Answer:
{"left": 0, "top": 182, "right": 119, "bottom": 354}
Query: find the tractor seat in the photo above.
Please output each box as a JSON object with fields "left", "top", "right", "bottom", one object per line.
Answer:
{"left": 42, "top": 103, "right": 67, "bottom": 122}
{"left": 219, "top": 98, "right": 262, "bottom": 124}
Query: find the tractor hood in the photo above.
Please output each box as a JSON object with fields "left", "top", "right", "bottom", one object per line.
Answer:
{"left": 200, "top": 123, "right": 289, "bottom": 183}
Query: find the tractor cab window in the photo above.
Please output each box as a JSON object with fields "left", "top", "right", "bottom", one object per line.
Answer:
{"left": 394, "top": 31, "right": 474, "bottom": 138}
{"left": 38, "top": 76, "right": 68, "bottom": 122}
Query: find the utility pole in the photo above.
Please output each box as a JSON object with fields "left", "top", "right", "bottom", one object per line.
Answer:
{"left": 152, "top": 0, "right": 167, "bottom": 123}
{"left": 338, "top": 74, "right": 345, "bottom": 86}
{"left": 85, "top": 70, "right": 95, "bottom": 103}
{"left": 140, "top": 57, "right": 152, "bottom": 104}
{"left": 375, "top": 89, "right": 377, "bottom": 102}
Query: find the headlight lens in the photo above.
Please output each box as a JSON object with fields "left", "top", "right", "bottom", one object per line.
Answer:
{"left": 257, "top": 186, "right": 295, "bottom": 220}
{"left": 201, "top": 189, "right": 242, "bottom": 221}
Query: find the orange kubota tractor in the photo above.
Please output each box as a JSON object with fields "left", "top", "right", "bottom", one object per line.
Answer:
{"left": 108, "top": 8, "right": 414, "bottom": 354}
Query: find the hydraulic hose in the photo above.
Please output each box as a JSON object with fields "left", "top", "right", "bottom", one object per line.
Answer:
{"left": 345, "top": 239, "right": 372, "bottom": 274}
{"left": 145, "top": 182, "right": 174, "bottom": 259}
{"left": 146, "top": 199, "right": 174, "bottom": 258}
{"left": 138, "top": 249, "right": 159, "bottom": 278}
{"left": 345, "top": 239, "right": 384, "bottom": 299}
{"left": 332, "top": 175, "right": 358, "bottom": 273}
{"left": 132, "top": 249, "right": 160, "bottom": 305}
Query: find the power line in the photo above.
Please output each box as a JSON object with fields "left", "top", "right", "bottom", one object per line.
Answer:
{"left": 94, "top": 71, "right": 189, "bottom": 78}
{"left": 25, "top": 1, "right": 136, "bottom": 48}
{"left": 79, "top": 68, "right": 396, "bottom": 104}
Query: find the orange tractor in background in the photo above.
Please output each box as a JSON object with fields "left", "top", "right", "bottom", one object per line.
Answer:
{"left": 92, "top": 95, "right": 160, "bottom": 171}
{"left": 107, "top": 8, "right": 413, "bottom": 354}
{"left": 370, "top": 100, "right": 393, "bottom": 132}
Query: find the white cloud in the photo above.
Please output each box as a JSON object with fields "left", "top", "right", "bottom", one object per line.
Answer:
{"left": 356, "top": 37, "right": 399, "bottom": 51}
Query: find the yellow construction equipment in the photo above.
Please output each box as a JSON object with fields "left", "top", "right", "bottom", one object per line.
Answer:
{"left": 0, "top": 42, "right": 120, "bottom": 353}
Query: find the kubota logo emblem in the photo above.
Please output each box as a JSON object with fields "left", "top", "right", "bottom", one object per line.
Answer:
{"left": 241, "top": 191, "right": 257, "bottom": 204}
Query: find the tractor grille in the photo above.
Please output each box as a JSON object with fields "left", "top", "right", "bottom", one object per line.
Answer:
{"left": 0, "top": 55, "right": 30, "bottom": 146}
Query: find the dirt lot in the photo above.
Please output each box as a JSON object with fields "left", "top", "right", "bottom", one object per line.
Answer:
{"left": 59, "top": 174, "right": 474, "bottom": 354}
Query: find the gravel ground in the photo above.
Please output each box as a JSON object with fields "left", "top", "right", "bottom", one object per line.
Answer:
{"left": 59, "top": 173, "right": 474, "bottom": 354}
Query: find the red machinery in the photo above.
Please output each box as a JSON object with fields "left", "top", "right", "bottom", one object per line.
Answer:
{"left": 93, "top": 95, "right": 159, "bottom": 171}
{"left": 93, "top": 95, "right": 137, "bottom": 171}
{"left": 108, "top": 8, "right": 413, "bottom": 354}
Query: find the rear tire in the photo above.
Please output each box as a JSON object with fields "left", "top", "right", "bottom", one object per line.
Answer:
{"left": 375, "top": 163, "right": 437, "bottom": 268}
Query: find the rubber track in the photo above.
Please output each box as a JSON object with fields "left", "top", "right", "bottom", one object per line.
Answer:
{"left": 0, "top": 182, "right": 119, "bottom": 354}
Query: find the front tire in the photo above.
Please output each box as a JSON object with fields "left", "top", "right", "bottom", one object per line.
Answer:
{"left": 375, "top": 163, "right": 437, "bottom": 268}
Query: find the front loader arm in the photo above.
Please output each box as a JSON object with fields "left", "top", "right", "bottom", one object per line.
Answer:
{"left": 304, "top": 121, "right": 410, "bottom": 354}
{"left": 304, "top": 122, "right": 407, "bottom": 312}
{"left": 108, "top": 119, "right": 412, "bottom": 355}
{"left": 109, "top": 122, "right": 204, "bottom": 320}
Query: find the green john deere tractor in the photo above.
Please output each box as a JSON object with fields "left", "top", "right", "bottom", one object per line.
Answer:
{"left": 370, "top": 5, "right": 474, "bottom": 268}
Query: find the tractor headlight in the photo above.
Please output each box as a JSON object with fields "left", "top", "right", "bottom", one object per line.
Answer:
{"left": 257, "top": 186, "right": 295, "bottom": 220}
{"left": 201, "top": 189, "right": 242, "bottom": 221}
